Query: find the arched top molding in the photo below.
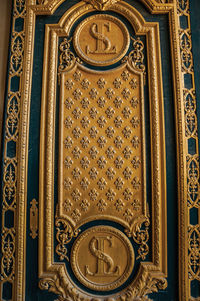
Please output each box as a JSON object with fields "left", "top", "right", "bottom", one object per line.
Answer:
{"left": 31, "top": 0, "right": 175, "bottom": 15}
{"left": 44, "top": 0, "right": 162, "bottom": 36}
{"left": 57, "top": 1, "right": 149, "bottom": 35}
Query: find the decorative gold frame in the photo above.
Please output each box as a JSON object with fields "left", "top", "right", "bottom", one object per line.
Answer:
{"left": 73, "top": 14, "right": 130, "bottom": 66}
{"left": 39, "top": 3, "right": 167, "bottom": 299}
{"left": 58, "top": 61, "right": 147, "bottom": 230}
{"left": 1, "top": 0, "right": 199, "bottom": 300}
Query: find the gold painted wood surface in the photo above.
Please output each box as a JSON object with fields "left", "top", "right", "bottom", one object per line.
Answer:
{"left": 0, "top": 0, "right": 199, "bottom": 300}
{"left": 59, "top": 62, "right": 145, "bottom": 228}
{"left": 0, "top": 0, "right": 12, "bottom": 153}
{"left": 39, "top": 2, "right": 166, "bottom": 300}
{"left": 70, "top": 226, "right": 135, "bottom": 291}
{"left": 30, "top": 199, "right": 38, "bottom": 239}
{"left": 73, "top": 14, "right": 130, "bottom": 66}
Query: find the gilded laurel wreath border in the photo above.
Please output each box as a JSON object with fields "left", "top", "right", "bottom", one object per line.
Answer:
{"left": 0, "top": 0, "right": 199, "bottom": 301}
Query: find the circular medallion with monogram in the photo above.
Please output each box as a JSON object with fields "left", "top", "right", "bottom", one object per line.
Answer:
{"left": 70, "top": 226, "right": 134, "bottom": 291}
{"left": 73, "top": 14, "right": 130, "bottom": 66}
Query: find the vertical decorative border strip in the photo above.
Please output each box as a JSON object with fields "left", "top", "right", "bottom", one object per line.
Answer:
{"left": 15, "top": 0, "right": 36, "bottom": 298}
{"left": 0, "top": 0, "right": 26, "bottom": 300}
{"left": 177, "top": 0, "right": 200, "bottom": 300}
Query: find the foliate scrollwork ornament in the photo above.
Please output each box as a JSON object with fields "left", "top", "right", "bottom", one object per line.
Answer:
{"left": 125, "top": 215, "right": 150, "bottom": 260}
{"left": 122, "top": 37, "right": 145, "bottom": 73}
{"left": 1, "top": 0, "right": 25, "bottom": 293}
{"left": 1, "top": 229, "right": 15, "bottom": 280}
{"left": 188, "top": 225, "right": 200, "bottom": 281}
{"left": 39, "top": 270, "right": 167, "bottom": 301}
{"left": 154, "top": 0, "right": 169, "bottom": 3}
{"left": 58, "top": 38, "right": 81, "bottom": 74}
{"left": 55, "top": 218, "right": 80, "bottom": 261}
{"left": 180, "top": 30, "right": 193, "bottom": 73}
{"left": 39, "top": 276, "right": 154, "bottom": 301}
{"left": 177, "top": 0, "right": 200, "bottom": 297}
{"left": 39, "top": 277, "right": 68, "bottom": 300}
{"left": 83, "top": 0, "right": 119, "bottom": 11}
{"left": 36, "top": 0, "right": 49, "bottom": 4}
{"left": 177, "top": 0, "right": 189, "bottom": 14}
{"left": 40, "top": 1, "right": 168, "bottom": 300}
{"left": 30, "top": 199, "right": 38, "bottom": 239}
{"left": 119, "top": 265, "right": 167, "bottom": 301}
{"left": 186, "top": 155, "right": 199, "bottom": 208}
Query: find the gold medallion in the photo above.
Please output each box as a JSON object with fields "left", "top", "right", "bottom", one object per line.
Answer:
{"left": 73, "top": 14, "right": 130, "bottom": 66}
{"left": 71, "top": 226, "right": 134, "bottom": 291}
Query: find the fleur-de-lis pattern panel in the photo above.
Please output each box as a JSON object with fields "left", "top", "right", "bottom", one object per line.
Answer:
{"left": 60, "top": 66, "right": 144, "bottom": 226}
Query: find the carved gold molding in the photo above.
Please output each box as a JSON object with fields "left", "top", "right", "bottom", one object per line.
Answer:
{"left": 38, "top": 1, "right": 167, "bottom": 300}
{"left": 57, "top": 34, "right": 148, "bottom": 263}
{"left": 0, "top": 0, "right": 27, "bottom": 300}
{"left": 32, "top": 0, "right": 174, "bottom": 14}
{"left": 176, "top": 1, "right": 200, "bottom": 299}
{"left": 73, "top": 14, "right": 130, "bottom": 66}
{"left": 1, "top": 0, "right": 199, "bottom": 300}
{"left": 30, "top": 199, "right": 38, "bottom": 239}
{"left": 70, "top": 226, "right": 135, "bottom": 291}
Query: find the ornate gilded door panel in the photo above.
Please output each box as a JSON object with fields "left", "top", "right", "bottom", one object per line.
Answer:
{"left": 1, "top": 0, "right": 200, "bottom": 300}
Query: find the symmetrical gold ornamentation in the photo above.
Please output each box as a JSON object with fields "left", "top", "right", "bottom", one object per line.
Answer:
{"left": 177, "top": 0, "right": 200, "bottom": 299}
{"left": 37, "top": 0, "right": 48, "bottom": 4}
{"left": 125, "top": 215, "right": 150, "bottom": 260}
{"left": 2, "top": 0, "right": 199, "bottom": 300}
{"left": 55, "top": 218, "right": 80, "bottom": 261}
{"left": 70, "top": 226, "right": 135, "bottom": 291}
{"left": 30, "top": 199, "right": 38, "bottom": 239}
{"left": 39, "top": 2, "right": 167, "bottom": 300}
{"left": 188, "top": 225, "right": 200, "bottom": 281}
{"left": 59, "top": 39, "right": 146, "bottom": 235}
{"left": 58, "top": 38, "right": 82, "bottom": 74}
{"left": 83, "top": 0, "right": 120, "bottom": 11}
{"left": 57, "top": 29, "right": 148, "bottom": 265}
{"left": 122, "top": 37, "right": 145, "bottom": 74}
{"left": 0, "top": 0, "right": 26, "bottom": 298}
{"left": 73, "top": 14, "right": 130, "bottom": 66}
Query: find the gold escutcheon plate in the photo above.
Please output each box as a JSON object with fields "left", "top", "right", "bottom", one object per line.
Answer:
{"left": 73, "top": 14, "right": 130, "bottom": 66}
{"left": 71, "top": 225, "right": 135, "bottom": 291}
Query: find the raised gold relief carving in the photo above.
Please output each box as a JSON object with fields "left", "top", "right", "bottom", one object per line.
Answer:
{"left": 3, "top": 0, "right": 199, "bottom": 300}
{"left": 57, "top": 25, "right": 150, "bottom": 275}
{"left": 55, "top": 218, "right": 80, "bottom": 261}
{"left": 59, "top": 48, "right": 146, "bottom": 233}
{"left": 33, "top": 0, "right": 173, "bottom": 15}
{"left": 0, "top": 0, "right": 26, "bottom": 298}
{"left": 71, "top": 226, "right": 134, "bottom": 291}
{"left": 83, "top": 0, "right": 120, "bottom": 11}
{"left": 39, "top": 1, "right": 167, "bottom": 300}
{"left": 30, "top": 199, "right": 38, "bottom": 239}
{"left": 73, "top": 14, "right": 130, "bottom": 66}
{"left": 125, "top": 215, "right": 150, "bottom": 260}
